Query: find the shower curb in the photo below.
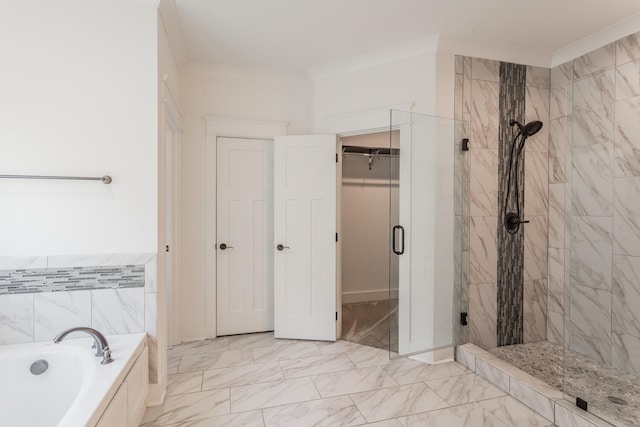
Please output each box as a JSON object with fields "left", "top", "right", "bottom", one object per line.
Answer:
{"left": 456, "top": 344, "right": 616, "bottom": 427}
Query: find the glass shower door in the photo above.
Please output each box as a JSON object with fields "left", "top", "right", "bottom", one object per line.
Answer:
{"left": 389, "top": 110, "right": 467, "bottom": 359}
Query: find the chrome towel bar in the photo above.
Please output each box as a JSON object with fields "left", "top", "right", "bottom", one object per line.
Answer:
{"left": 0, "top": 174, "right": 112, "bottom": 184}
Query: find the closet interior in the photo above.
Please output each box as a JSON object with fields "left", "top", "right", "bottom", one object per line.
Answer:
{"left": 340, "top": 131, "right": 399, "bottom": 351}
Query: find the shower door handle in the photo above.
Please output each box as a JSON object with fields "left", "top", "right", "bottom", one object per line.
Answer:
{"left": 392, "top": 225, "right": 405, "bottom": 255}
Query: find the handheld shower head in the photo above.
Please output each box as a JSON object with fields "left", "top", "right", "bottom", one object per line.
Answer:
{"left": 510, "top": 120, "right": 543, "bottom": 138}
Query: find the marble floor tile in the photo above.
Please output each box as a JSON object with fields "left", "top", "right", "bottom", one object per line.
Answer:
{"left": 346, "top": 346, "right": 391, "bottom": 368}
{"left": 167, "top": 356, "right": 181, "bottom": 375}
{"left": 279, "top": 353, "right": 355, "bottom": 378}
{"left": 168, "top": 337, "right": 230, "bottom": 358}
{"left": 426, "top": 373, "right": 506, "bottom": 405}
{"left": 350, "top": 382, "right": 448, "bottom": 423}
{"left": 359, "top": 419, "right": 407, "bottom": 427}
{"left": 179, "top": 349, "right": 254, "bottom": 373}
{"left": 140, "top": 389, "right": 230, "bottom": 426}
{"left": 262, "top": 396, "right": 365, "bottom": 427}
{"left": 166, "top": 371, "right": 203, "bottom": 396}
{"left": 404, "top": 403, "right": 508, "bottom": 427}
{"left": 164, "top": 410, "right": 265, "bottom": 427}
{"left": 230, "top": 377, "right": 320, "bottom": 412}
{"left": 202, "top": 362, "right": 283, "bottom": 390}
{"left": 228, "top": 332, "right": 295, "bottom": 350}
{"left": 315, "top": 339, "right": 367, "bottom": 355}
{"left": 383, "top": 359, "right": 467, "bottom": 385}
{"left": 312, "top": 366, "right": 398, "bottom": 397}
{"left": 477, "top": 396, "right": 552, "bottom": 427}
{"left": 252, "top": 341, "right": 321, "bottom": 363}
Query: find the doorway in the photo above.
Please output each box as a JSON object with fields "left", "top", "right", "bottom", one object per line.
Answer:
{"left": 339, "top": 131, "right": 399, "bottom": 351}
{"left": 216, "top": 137, "right": 274, "bottom": 336}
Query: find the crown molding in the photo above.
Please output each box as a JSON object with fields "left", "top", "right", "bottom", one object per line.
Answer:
{"left": 437, "top": 35, "right": 551, "bottom": 67}
{"left": 158, "top": 0, "right": 188, "bottom": 68}
{"left": 551, "top": 12, "right": 640, "bottom": 67}
{"left": 307, "top": 35, "right": 439, "bottom": 82}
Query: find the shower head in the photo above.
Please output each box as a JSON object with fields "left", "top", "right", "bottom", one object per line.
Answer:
{"left": 510, "top": 120, "right": 543, "bottom": 138}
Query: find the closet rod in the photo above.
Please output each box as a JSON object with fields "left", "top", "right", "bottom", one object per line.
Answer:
{"left": 342, "top": 152, "right": 399, "bottom": 158}
{"left": 0, "top": 174, "right": 112, "bottom": 184}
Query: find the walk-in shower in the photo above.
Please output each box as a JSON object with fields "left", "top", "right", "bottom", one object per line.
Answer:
{"left": 503, "top": 119, "right": 543, "bottom": 234}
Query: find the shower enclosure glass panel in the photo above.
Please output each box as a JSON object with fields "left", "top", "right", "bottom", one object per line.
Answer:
{"left": 563, "top": 76, "right": 640, "bottom": 426}
{"left": 389, "top": 110, "right": 468, "bottom": 359}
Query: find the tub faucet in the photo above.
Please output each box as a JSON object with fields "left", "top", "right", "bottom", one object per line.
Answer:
{"left": 53, "top": 327, "right": 114, "bottom": 365}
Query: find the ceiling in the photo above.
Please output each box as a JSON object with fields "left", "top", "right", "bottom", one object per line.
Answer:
{"left": 171, "top": 0, "right": 640, "bottom": 72}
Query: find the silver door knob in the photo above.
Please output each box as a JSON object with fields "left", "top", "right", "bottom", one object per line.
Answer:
{"left": 276, "top": 244, "right": 290, "bottom": 251}
{"left": 219, "top": 243, "right": 233, "bottom": 250}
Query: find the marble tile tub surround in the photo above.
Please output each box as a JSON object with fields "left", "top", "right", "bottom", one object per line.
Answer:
{"left": 456, "top": 344, "right": 617, "bottom": 427}
{"left": 142, "top": 333, "right": 553, "bottom": 427}
{"left": 0, "top": 252, "right": 159, "bottom": 382}
{"left": 548, "top": 30, "right": 640, "bottom": 380}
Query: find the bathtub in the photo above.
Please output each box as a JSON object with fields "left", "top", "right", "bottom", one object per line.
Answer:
{"left": 0, "top": 333, "right": 147, "bottom": 427}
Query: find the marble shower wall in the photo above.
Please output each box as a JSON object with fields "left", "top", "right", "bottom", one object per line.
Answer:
{"left": 0, "top": 253, "right": 161, "bottom": 383}
{"left": 549, "top": 30, "right": 640, "bottom": 376}
{"left": 454, "top": 56, "right": 550, "bottom": 350}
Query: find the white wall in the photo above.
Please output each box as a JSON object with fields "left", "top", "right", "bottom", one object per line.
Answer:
{"left": 180, "top": 66, "right": 312, "bottom": 340}
{"left": 313, "top": 53, "right": 438, "bottom": 131}
{"left": 341, "top": 133, "right": 398, "bottom": 303}
{"left": 0, "top": 0, "right": 159, "bottom": 257}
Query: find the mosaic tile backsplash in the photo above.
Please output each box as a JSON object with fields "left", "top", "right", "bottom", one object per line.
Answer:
{"left": 0, "top": 264, "right": 145, "bottom": 295}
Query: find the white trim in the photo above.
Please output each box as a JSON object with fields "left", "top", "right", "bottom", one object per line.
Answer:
{"left": 158, "top": 0, "right": 188, "bottom": 68}
{"left": 551, "top": 12, "right": 640, "bottom": 67}
{"left": 342, "top": 289, "right": 399, "bottom": 304}
{"left": 308, "top": 36, "right": 439, "bottom": 81}
{"left": 204, "top": 117, "right": 289, "bottom": 339}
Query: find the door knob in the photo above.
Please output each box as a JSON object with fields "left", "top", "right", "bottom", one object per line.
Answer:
{"left": 276, "top": 244, "right": 290, "bottom": 251}
{"left": 219, "top": 243, "right": 233, "bottom": 250}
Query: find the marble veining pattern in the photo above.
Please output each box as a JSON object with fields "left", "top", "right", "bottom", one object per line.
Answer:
{"left": 570, "top": 216, "right": 613, "bottom": 291}
{"left": 612, "top": 255, "right": 640, "bottom": 338}
{"left": 0, "top": 293, "right": 34, "bottom": 344}
{"left": 469, "top": 149, "right": 499, "bottom": 216}
{"left": 549, "top": 118, "right": 567, "bottom": 183}
{"left": 613, "top": 177, "right": 640, "bottom": 256}
{"left": 147, "top": 333, "right": 551, "bottom": 426}
{"left": 614, "top": 96, "right": 640, "bottom": 178}
{"left": 573, "top": 43, "right": 616, "bottom": 79}
{"left": 571, "top": 143, "right": 614, "bottom": 216}
{"left": 570, "top": 284, "right": 612, "bottom": 365}
{"left": 91, "top": 287, "right": 145, "bottom": 335}
{"left": 615, "top": 58, "right": 640, "bottom": 101}
{"left": 548, "top": 183, "right": 565, "bottom": 248}
{"left": 33, "top": 290, "right": 92, "bottom": 341}
{"left": 616, "top": 31, "right": 640, "bottom": 65}
{"left": 468, "top": 216, "right": 497, "bottom": 285}
{"left": 470, "top": 80, "right": 500, "bottom": 149}
{"left": 469, "top": 282, "right": 498, "bottom": 349}
{"left": 571, "top": 70, "right": 615, "bottom": 148}
{"left": 524, "top": 151, "right": 549, "bottom": 216}
{"left": 523, "top": 279, "right": 547, "bottom": 343}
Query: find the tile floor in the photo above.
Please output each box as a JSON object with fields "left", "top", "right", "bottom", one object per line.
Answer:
{"left": 141, "top": 333, "right": 554, "bottom": 426}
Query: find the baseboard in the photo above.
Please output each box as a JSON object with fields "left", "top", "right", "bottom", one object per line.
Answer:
{"left": 147, "top": 383, "right": 167, "bottom": 407}
{"left": 342, "top": 289, "right": 399, "bottom": 303}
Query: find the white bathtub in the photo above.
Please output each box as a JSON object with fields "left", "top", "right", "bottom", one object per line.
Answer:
{"left": 0, "top": 333, "right": 146, "bottom": 427}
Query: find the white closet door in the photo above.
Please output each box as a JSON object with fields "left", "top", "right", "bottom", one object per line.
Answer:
{"left": 217, "top": 137, "right": 274, "bottom": 335}
{"left": 274, "top": 135, "right": 337, "bottom": 341}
